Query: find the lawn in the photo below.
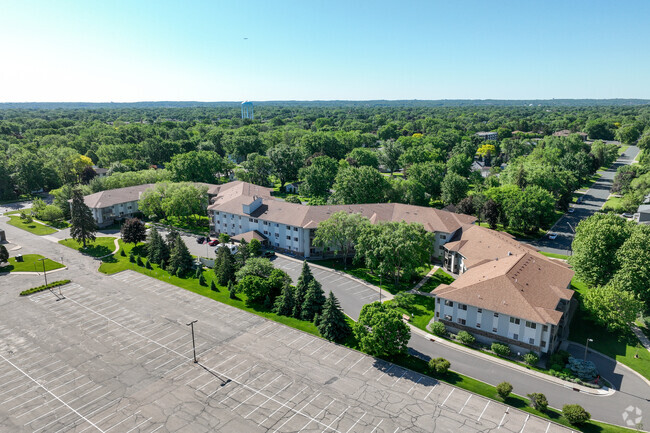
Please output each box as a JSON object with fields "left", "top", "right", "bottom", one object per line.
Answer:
{"left": 386, "top": 294, "right": 436, "bottom": 332}
{"left": 309, "top": 258, "right": 432, "bottom": 294}
{"left": 569, "top": 278, "right": 650, "bottom": 381}
{"left": 98, "top": 240, "right": 321, "bottom": 336}
{"left": 59, "top": 237, "right": 117, "bottom": 258}
{"left": 540, "top": 251, "right": 570, "bottom": 260}
{"left": 0, "top": 254, "right": 64, "bottom": 273}
{"left": 418, "top": 268, "right": 455, "bottom": 292}
{"left": 6, "top": 215, "right": 57, "bottom": 235}
{"left": 155, "top": 215, "right": 209, "bottom": 235}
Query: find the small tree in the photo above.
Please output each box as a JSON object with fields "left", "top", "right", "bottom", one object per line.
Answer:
{"left": 136, "top": 256, "right": 144, "bottom": 267}
{"left": 301, "top": 279, "right": 326, "bottom": 321}
{"left": 429, "top": 321, "right": 446, "bottom": 336}
{"left": 353, "top": 302, "right": 411, "bottom": 357}
{"left": 527, "top": 393, "right": 548, "bottom": 412}
{"left": 562, "top": 404, "right": 591, "bottom": 425}
{"left": 210, "top": 279, "right": 219, "bottom": 292}
{"left": 218, "top": 233, "right": 230, "bottom": 244}
{"left": 523, "top": 352, "right": 540, "bottom": 366}
{"left": 273, "top": 283, "right": 296, "bottom": 317}
{"left": 293, "top": 261, "right": 314, "bottom": 318}
{"left": 429, "top": 357, "right": 451, "bottom": 375}
{"left": 317, "top": 291, "right": 351, "bottom": 342}
{"left": 248, "top": 238, "right": 262, "bottom": 257}
{"left": 456, "top": 331, "right": 476, "bottom": 346}
{"left": 491, "top": 342, "right": 511, "bottom": 357}
{"left": 70, "top": 187, "right": 97, "bottom": 248}
{"left": 213, "top": 246, "right": 235, "bottom": 286}
{"left": 496, "top": 382, "right": 513, "bottom": 399}
{"left": 167, "top": 237, "right": 193, "bottom": 276}
{"left": 121, "top": 218, "right": 147, "bottom": 245}
{"left": 146, "top": 227, "right": 169, "bottom": 265}
{"left": 228, "top": 280, "right": 237, "bottom": 299}
{"left": 0, "top": 244, "right": 8, "bottom": 264}
{"left": 129, "top": 253, "right": 136, "bottom": 263}
{"left": 120, "top": 248, "right": 126, "bottom": 257}
{"left": 198, "top": 272, "right": 206, "bottom": 286}
{"left": 237, "top": 275, "right": 268, "bottom": 305}
{"left": 145, "top": 260, "right": 153, "bottom": 270}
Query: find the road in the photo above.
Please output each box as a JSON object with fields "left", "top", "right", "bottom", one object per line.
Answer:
{"left": 530, "top": 145, "right": 640, "bottom": 255}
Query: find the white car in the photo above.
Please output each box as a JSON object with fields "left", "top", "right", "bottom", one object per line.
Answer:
{"left": 568, "top": 208, "right": 575, "bottom": 213}
{"left": 548, "top": 232, "right": 558, "bottom": 240}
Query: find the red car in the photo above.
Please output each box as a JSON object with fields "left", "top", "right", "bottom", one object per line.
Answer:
{"left": 208, "top": 239, "right": 219, "bottom": 246}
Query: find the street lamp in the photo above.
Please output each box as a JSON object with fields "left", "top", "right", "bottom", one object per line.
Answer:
{"left": 37, "top": 258, "right": 48, "bottom": 286}
{"left": 584, "top": 338, "right": 593, "bottom": 361}
{"left": 187, "top": 320, "right": 198, "bottom": 363}
{"left": 379, "top": 273, "right": 382, "bottom": 303}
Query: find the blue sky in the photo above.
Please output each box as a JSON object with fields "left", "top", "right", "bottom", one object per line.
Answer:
{"left": 1, "top": 0, "right": 648, "bottom": 101}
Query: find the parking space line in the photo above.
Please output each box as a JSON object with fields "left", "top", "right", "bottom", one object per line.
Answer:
{"left": 260, "top": 389, "right": 315, "bottom": 427}
{"left": 390, "top": 370, "right": 406, "bottom": 387}
{"left": 377, "top": 365, "right": 393, "bottom": 380}
{"left": 477, "top": 401, "right": 489, "bottom": 422}
{"left": 544, "top": 422, "right": 551, "bottom": 433}
{"left": 346, "top": 413, "right": 366, "bottom": 433}
{"left": 334, "top": 351, "right": 352, "bottom": 365}
{"left": 102, "top": 410, "right": 142, "bottom": 433}
{"left": 458, "top": 394, "right": 472, "bottom": 414}
{"left": 231, "top": 375, "right": 283, "bottom": 410}
{"left": 519, "top": 414, "right": 529, "bottom": 433}
{"left": 290, "top": 396, "right": 334, "bottom": 433}
{"left": 30, "top": 390, "right": 112, "bottom": 432}
{"left": 440, "top": 388, "right": 454, "bottom": 407}
{"left": 498, "top": 410, "right": 508, "bottom": 428}
{"left": 370, "top": 419, "right": 383, "bottom": 433}
{"left": 245, "top": 383, "right": 303, "bottom": 419}
{"left": 124, "top": 417, "right": 151, "bottom": 433}
{"left": 407, "top": 377, "right": 422, "bottom": 393}
{"left": 423, "top": 383, "right": 437, "bottom": 400}
{"left": 12, "top": 377, "right": 87, "bottom": 414}
{"left": 52, "top": 398, "right": 123, "bottom": 433}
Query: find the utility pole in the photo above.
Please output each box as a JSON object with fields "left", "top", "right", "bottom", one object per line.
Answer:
{"left": 187, "top": 320, "right": 198, "bottom": 363}
{"left": 584, "top": 338, "right": 593, "bottom": 361}
{"left": 37, "top": 257, "right": 48, "bottom": 286}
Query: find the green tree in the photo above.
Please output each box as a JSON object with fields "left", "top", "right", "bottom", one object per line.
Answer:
{"left": 379, "top": 140, "right": 403, "bottom": 175}
{"left": 69, "top": 187, "right": 97, "bottom": 248}
{"left": 248, "top": 238, "right": 262, "bottom": 257}
{"left": 236, "top": 152, "right": 273, "bottom": 186}
{"left": 582, "top": 283, "right": 644, "bottom": 332}
{"left": 353, "top": 302, "right": 411, "bottom": 357}
{"left": 235, "top": 257, "right": 274, "bottom": 281}
{"left": 267, "top": 144, "right": 303, "bottom": 188}
{"left": 562, "top": 404, "right": 591, "bottom": 425}
{"left": 146, "top": 227, "right": 170, "bottom": 266}
{"left": 317, "top": 291, "right": 351, "bottom": 342}
{"left": 39, "top": 205, "right": 64, "bottom": 222}
{"left": 121, "top": 218, "right": 147, "bottom": 245}
{"left": 301, "top": 279, "right": 326, "bottom": 321}
{"left": 406, "top": 161, "right": 446, "bottom": 198}
{"left": 331, "top": 165, "right": 389, "bottom": 204}
{"left": 505, "top": 186, "right": 556, "bottom": 233}
{"left": 273, "top": 282, "right": 296, "bottom": 317}
{"left": 299, "top": 156, "right": 338, "bottom": 198}
{"left": 210, "top": 279, "right": 218, "bottom": 291}
{"left": 456, "top": 331, "right": 476, "bottom": 345}
{"left": 166, "top": 235, "right": 193, "bottom": 276}
{"left": 161, "top": 183, "right": 208, "bottom": 224}
{"left": 428, "top": 357, "right": 451, "bottom": 375}
{"left": 167, "top": 150, "right": 230, "bottom": 183}
{"left": 496, "top": 382, "right": 513, "bottom": 399}
{"left": 609, "top": 225, "right": 650, "bottom": 304}
{"left": 293, "top": 261, "right": 314, "bottom": 319}
{"left": 213, "top": 246, "right": 236, "bottom": 286}
{"left": 527, "top": 393, "right": 549, "bottom": 412}
{"left": 584, "top": 119, "right": 614, "bottom": 140}
{"left": 346, "top": 148, "right": 379, "bottom": 169}
{"left": 313, "top": 211, "right": 370, "bottom": 269}
{"left": 237, "top": 275, "right": 269, "bottom": 305}
{"left": 228, "top": 280, "right": 237, "bottom": 299}
{"left": 446, "top": 153, "right": 473, "bottom": 177}
{"left": 569, "top": 213, "right": 634, "bottom": 286}
{"left": 440, "top": 172, "right": 469, "bottom": 205}
{"left": 615, "top": 123, "right": 642, "bottom": 144}
{"left": 0, "top": 244, "right": 8, "bottom": 264}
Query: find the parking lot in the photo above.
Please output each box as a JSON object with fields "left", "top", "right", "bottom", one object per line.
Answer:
{"left": 0, "top": 270, "right": 574, "bottom": 432}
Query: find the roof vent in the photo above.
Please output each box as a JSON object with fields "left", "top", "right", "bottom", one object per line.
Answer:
{"left": 507, "top": 251, "right": 512, "bottom": 256}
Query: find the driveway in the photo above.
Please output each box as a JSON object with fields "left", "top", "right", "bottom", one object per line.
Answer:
{"left": 529, "top": 145, "right": 640, "bottom": 256}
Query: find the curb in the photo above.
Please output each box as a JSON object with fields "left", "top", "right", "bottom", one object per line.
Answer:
{"left": 8, "top": 267, "right": 69, "bottom": 275}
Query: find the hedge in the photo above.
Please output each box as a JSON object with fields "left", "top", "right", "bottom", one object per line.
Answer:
{"left": 20, "top": 280, "right": 71, "bottom": 296}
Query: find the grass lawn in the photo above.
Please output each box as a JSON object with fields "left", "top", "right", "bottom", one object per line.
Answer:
{"left": 386, "top": 294, "right": 436, "bottom": 332}
{"left": 59, "top": 237, "right": 117, "bottom": 258}
{"left": 156, "top": 215, "right": 209, "bottom": 235}
{"left": 38, "top": 219, "right": 70, "bottom": 229}
{"left": 418, "top": 268, "right": 455, "bottom": 293}
{"left": 98, "top": 240, "right": 321, "bottom": 336}
{"left": 310, "top": 258, "right": 432, "bottom": 294}
{"left": 540, "top": 251, "right": 570, "bottom": 260}
{"left": 6, "top": 215, "right": 57, "bottom": 235}
{"left": 569, "top": 278, "right": 650, "bottom": 381}
{"left": 0, "top": 254, "right": 64, "bottom": 273}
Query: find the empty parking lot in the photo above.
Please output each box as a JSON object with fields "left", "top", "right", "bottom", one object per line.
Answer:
{"left": 0, "top": 270, "right": 574, "bottom": 432}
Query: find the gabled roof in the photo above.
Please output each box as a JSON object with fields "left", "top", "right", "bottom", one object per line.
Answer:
{"left": 208, "top": 181, "right": 273, "bottom": 203}
{"left": 82, "top": 184, "right": 155, "bottom": 209}
{"left": 434, "top": 253, "right": 574, "bottom": 325}
{"left": 231, "top": 230, "right": 267, "bottom": 243}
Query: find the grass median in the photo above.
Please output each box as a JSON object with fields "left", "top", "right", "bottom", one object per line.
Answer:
{"left": 6, "top": 215, "right": 57, "bottom": 235}
{"left": 0, "top": 254, "right": 64, "bottom": 273}
{"left": 59, "top": 237, "right": 117, "bottom": 258}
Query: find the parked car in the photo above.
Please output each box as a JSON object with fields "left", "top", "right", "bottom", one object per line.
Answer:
{"left": 196, "top": 236, "right": 205, "bottom": 244}
{"left": 548, "top": 232, "right": 558, "bottom": 240}
{"left": 208, "top": 239, "right": 219, "bottom": 246}
{"left": 621, "top": 213, "right": 633, "bottom": 218}
{"left": 568, "top": 207, "right": 575, "bottom": 213}
{"left": 261, "top": 250, "right": 276, "bottom": 258}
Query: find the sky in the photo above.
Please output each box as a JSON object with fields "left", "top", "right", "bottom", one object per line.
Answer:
{"left": 1, "top": 0, "right": 649, "bottom": 102}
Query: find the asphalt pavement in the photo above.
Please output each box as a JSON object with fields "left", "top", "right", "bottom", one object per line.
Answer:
{"left": 530, "top": 145, "right": 640, "bottom": 255}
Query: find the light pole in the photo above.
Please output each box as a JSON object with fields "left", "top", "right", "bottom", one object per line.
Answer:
{"left": 584, "top": 338, "right": 593, "bottom": 361}
{"left": 37, "top": 258, "right": 48, "bottom": 286}
{"left": 379, "top": 273, "right": 382, "bottom": 303}
{"left": 187, "top": 320, "right": 198, "bottom": 363}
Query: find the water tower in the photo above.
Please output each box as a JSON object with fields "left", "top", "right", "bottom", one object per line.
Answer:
{"left": 241, "top": 101, "right": 254, "bottom": 120}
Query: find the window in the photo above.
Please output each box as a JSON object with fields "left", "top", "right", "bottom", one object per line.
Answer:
{"left": 513, "top": 333, "right": 519, "bottom": 340}
{"left": 492, "top": 327, "right": 497, "bottom": 332}
{"left": 254, "top": 219, "right": 258, "bottom": 223}
{"left": 440, "top": 235, "right": 446, "bottom": 240}
{"left": 230, "top": 214, "right": 234, "bottom": 219}
{"left": 541, "top": 341, "right": 546, "bottom": 348}
{"left": 437, "top": 298, "right": 440, "bottom": 304}
{"left": 493, "top": 313, "right": 499, "bottom": 317}
{"left": 263, "top": 221, "right": 268, "bottom": 225}
{"left": 216, "top": 212, "right": 220, "bottom": 215}
{"left": 542, "top": 325, "right": 548, "bottom": 332}
{"left": 249, "top": 218, "right": 253, "bottom": 222}
{"left": 294, "top": 227, "right": 298, "bottom": 231}
{"left": 264, "top": 230, "right": 268, "bottom": 235}
{"left": 476, "top": 323, "right": 481, "bottom": 328}
{"left": 444, "top": 314, "right": 452, "bottom": 321}
{"left": 286, "top": 225, "right": 291, "bottom": 230}
{"left": 275, "top": 242, "right": 279, "bottom": 247}
{"left": 287, "top": 236, "right": 291, "bottom": 240}
{"left": 439, "top": 246, "right": 444, "bottom": 250}
{"left": 231, "top": 224, "right": 235, "bottom": 228}
{"left": 457, "top": 318, "right": 466, "bottom": 325}
{"left": 477, "top": 308, "right": 482, "bottom": 313}
{"left": 529, "top": 338, "right": 535, "bottom": 345}
{"left": 444, "top": 300, "right": 453, "bottom": 307}
{"left": 525, "top": 321, "right": 537, "bottom": 329}
{"left": 435, "top": 312, "right": 439, "bottom": 318}
{"left": 275, "top": 233, "right": 279, "bottom": 238}
{"left": 275, "top": 223, "right": 279, "bottom": 227}
{"left": 459, "top": 304, "right": 467, "bottom": 311}
{"left": 294, "top": 237, "right": 298, "bottom": 241}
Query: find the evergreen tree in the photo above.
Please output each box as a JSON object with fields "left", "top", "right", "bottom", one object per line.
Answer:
{"left": 146, "top": 227, "right": 169, "bottom": 265}
{"left": 228, "top": 280, "right": 237, "bottom": 299}
{"left": 69, "top": 187, "right": 97, "bottom": 248}
{"left": 198, "top": 273, "right": 206, "bottom": 286}
{"left": 136, "top": 256, "right": 144, "bottom": 266}
{"left": 273, "top": 282, "right": 295, "bottom": 316}
{"left": 120, "top": 248, "right": 126, "bottom": 257}
{"left": 317, "top": 291, "right": 351, "bottom": 342}
{"left": 213, "top": 246, "right": 235, "bottom": 286}
{"left": 210, "top": 279, "right": 219, "bottom": 292}
{"left": 301, "top": 279, "right": 326, "bottom": 321}
{"left": 195, "top": 266, "right": 202, "bottom": 278}
{"left": 167, "top": 236, "right": 193, "bottom": 276}
{"left": 293, "top": 261, "right": 313, "bottom": 318}
{"left": 145, "top": 260, "right": 153, "bottom": 270}
{"left": 129, "top": 253, "right": 135, "bottom": 263}
{"left": 235, "top": 239, "right": 250, "bottom": 267}
{"left": 121, "top": 218, "right": 147, "bottom": 245}
{"left": 0, "top": 244, "right": 8, "bottom": 264}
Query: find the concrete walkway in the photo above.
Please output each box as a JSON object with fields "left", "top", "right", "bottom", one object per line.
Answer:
{"left": 631, "top": 325, "right": 650, "bottom": 353}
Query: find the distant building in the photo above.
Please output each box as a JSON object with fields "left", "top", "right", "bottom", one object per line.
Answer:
{"left": 241, "top": 101, "right": 254, "bottom": 120}
{"left": 634, "top": 193, "right": 650, "bottom": 224}
{"left": 476, "top": 131, "right": 498, "bottom": 141}
{"left": 552, "top": 130, "right": 587, "bottom": 141}
{"left": 93, "top": 167, "right": 109, "bottom": 178}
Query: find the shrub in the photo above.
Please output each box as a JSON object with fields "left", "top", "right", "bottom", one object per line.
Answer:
{"left": 20, "top": 280, "right": 71, "bottom": 296}
{"left": 198, "top": 273, "right": 206, "bottom": 286}
{"left": 429, "top": 357, "right": 451, "bottom": 374}
{"left": 566, "top": 357, "right": 598, "bottom": 381}
{"left": 429, "top": 321, "right": 447, "bottom": 336}
{"left": 496, "top": 382, "right": 513, "bottom": 399}
{"left": 523, "top": 352, "right": 539, "bottom": 366}
{"left": 549, "top": 350, "right": 570, "bottom": 367}
{"left": 527, "top": 393, "right": 548, "bottom": 412}
{"left": 145, "top": 260, "right": 153, "bottom": 270}
{"left": 457, "top": 331, "right": 476, "bottom": 345}
{"left": 120, "top": 249, "right": 126, "bottom": 257}
{"left": 40, "top": 205, "right": 64, "bottom": 221}
{"left": 136, "top": 256, "right": 144, "bottom": 267}
{"left": 562, "top": 404, "right": 591, "bottom": 425}
{"left": 129, "top": 253, "right": 135, "bottom": 263}
{"left": 491, "top": 342, "right": 510, "bottom": 357}
{"left": 210, "top": 280, "right": 219, "bottom": 292}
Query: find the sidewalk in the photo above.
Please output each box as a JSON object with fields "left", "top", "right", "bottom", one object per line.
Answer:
{"left": 408, "top": 324, "right": 614, "bottom": 396}
{"left": 407, "top": 265, "right": 440, "bottom": 297}
{"left": 631, "top": 325, "right": 650, "bottom": 353}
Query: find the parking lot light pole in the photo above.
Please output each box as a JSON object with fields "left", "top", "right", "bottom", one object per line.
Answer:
{"left": 37, "top": 258, "right": 48, "bottom": 286}
{"left": 187, "top": 320, "right": 198, "bottom": 363}
{"left": 584, "top": 338, "right": 593, "bottom": 361}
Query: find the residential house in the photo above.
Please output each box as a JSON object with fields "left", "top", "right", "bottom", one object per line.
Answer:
{"left": 77, "top": 184, "right": 155, "bottom": 227}
{"left": 476, "top": 131, "right": 498, "bottom": 141}
{"left": 634, "top": 194, "right": 650, "bottom": 223}
{"left": 552, "top": 130, "right": 588, "bottom": 141}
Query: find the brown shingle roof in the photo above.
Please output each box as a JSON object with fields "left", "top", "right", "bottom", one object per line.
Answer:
{"left": 231, "top": 230, "right": 267, "bottom": 243}
{"left": 208, "top": 181, "right": 274, "bottom": 203}
{"left": 433, "top": 253, "right": 574, "bottom": 325}
{"left": 82, "top": 184, "right": 155, "bottom": 209}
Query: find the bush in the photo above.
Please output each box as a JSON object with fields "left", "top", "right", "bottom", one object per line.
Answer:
{"left": 40, "top": 205, "right": 64, "bottom": 221}
{"left": 496, "top": 382, "right": 513, "bottom": 399}
{"left": 120, "top": 249, "right": 126, "bottom": 257}
{"left": 429, "top": 357, "right": 451, "bottom": 374}
{"left": 562, "top": 404, "right": 591, "bottom": 425}
{"left": 566, "top": 357, "right": 598, "bottom": 381}
{"left": 145, "top": 260, "right": 152, "bottom": 270}
{"left": 457, "top": 331, "right": 476, "bottom": 345}
{"left": 429, "top": 321, "right": 447, "bottom": 336}
{"left": 136, "top": 256, "right": 144, "bottom": 266}
{"left": 523, "top": 352, "right": 539, "bottom": 366}
{"left": 198, "top": 273, "right": 206, "bottom": 286}
{"left": 129, "top": 254, "right": 135, "bottom": 263}
{"left": 527, "top": 393, "right": 548, "bottom": 412}
{"left": 210, "top": 280, "right": 219, "bottom": 292}
{"left": 491, "top": 342, "right": 510, "bottom": 357}
{"left": 20, "top": 280, "right": 71, "bottom": 296}
{"left": 548, "top": 350, "right": 570, "bottom": 367}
